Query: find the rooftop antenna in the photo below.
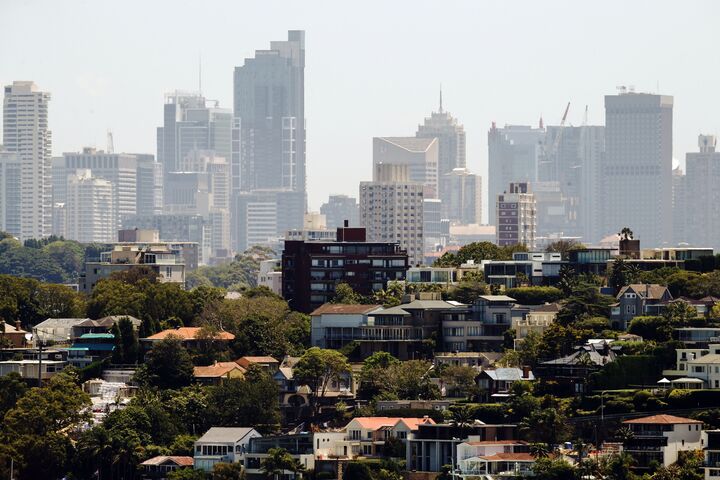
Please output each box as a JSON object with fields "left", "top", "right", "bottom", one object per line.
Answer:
{"left": 439, "top": 84, "right": 443, "bottom": 113}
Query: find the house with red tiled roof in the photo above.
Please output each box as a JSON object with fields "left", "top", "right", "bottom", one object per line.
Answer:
{"left": 236, "top": 356, "right": 279, "bottom": 372}
{"left": 193, "top": 361, "right": 246, "bottom": 385}
{"left": 139, "top": 456, "right": 193, "bottom": 479}
{"left": 342, "top": 416, "right": 435, "bottom": 457}
{"left": 621, "top": 414, "right": 703, "bottom": 469}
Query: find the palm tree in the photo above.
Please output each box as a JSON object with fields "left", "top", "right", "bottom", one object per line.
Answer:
{"left": 614, "top": 426, "right": 635, "bottom": 443}
{"left": 78, "top": 427, "right": 114, "bottom": 480}
{"left": 529, "top": 443, "right": 551, "bottom": 459}
{"left": 262, "top": 448, "right": 304, "bottom": 480}
{"left": 618, "top": 227, "right": 634, "bottom": 241}
{"left": 448, "top": 405, "right": 474, "bottom": 438}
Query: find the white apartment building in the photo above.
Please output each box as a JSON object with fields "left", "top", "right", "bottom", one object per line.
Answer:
{"left": 686, "top": 135, "right": 720, "bottom": 251}
{"left": 622, "top": 415, "right": 703, "bottom": 469}
{"left": 66, "top": 170, "right": 116, "bottom": 243}
{"left": 373, "top": 137, "right": 439, "bottom": 198}
{"left": 2, "top": 81, "right": 52, "bottom": 240}
{"left": 360, "top": 164, "right": 424, "bottom": 266}
{"left": 0, "top": 149, "right": 21, "bottom": 235}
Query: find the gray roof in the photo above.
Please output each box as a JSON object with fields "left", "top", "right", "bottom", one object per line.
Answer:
{"left": 401, "top": 299, "right": 464, "bottom": 310}
{"left": 196, "top": 427, "right": 258, "bottom": 444}
{"left": 35, "top": 318, "right": 90, "bottom": 329}
{"left": 373, "top": 305, "right": 411, "bottom": 316}
{"left": 478, "top": 295, "right": 516, "bottom": 302}
{"left": 378, "top": 137, "right": 437, "bottom": 152}
{"left": 483, "top": 368, "right": 534, "bottom": 381}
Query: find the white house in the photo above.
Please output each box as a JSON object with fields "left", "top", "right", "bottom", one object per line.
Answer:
{"left": 194, "top": 427, "right": 261, "bottom": 472}
{"left": 456, "top": 439, "right": 533, "bottom": 478}
{"left": 622, "top": 415, "right": 704, "bottom": 470}
{"left": 342, "top": 417, "right": 435, "bottom": 457}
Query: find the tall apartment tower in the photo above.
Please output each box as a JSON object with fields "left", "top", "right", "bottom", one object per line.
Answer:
{"left": 2, "top": 81, "right": 52, "bottom": 240}
{"left": 685, "top": 135, "right": 720, "bottom": 249}
{"left": 360, "top": 164, "right": 424, "bottom": 266}
{"left": 602, "top": 90, "right": 673, "bottom": 246}
{"left": 487, "top": 124, "right": 545, "bottom": 225}
{"left": 415, "top": 90, "right": 466, "bottom": 179}
{"left": 320, "top": 194, "right": 359, "bottom": 230}
{"left": 65, "top": 170, "right": 115, "bottom": 243}
{"left": 373, "top": 137, "right": 439, "bottom": 198}
{"left": 440, "top": 168, "right": 482, "bottom": 225}
{"left": 0, "top": 149, "right": 21, "bottom": 235}
{"left": 234, "top": 30, "right": 306, "bottom": 195}
{"left": 496, "top": 182, "right": 536, "bottom": 249}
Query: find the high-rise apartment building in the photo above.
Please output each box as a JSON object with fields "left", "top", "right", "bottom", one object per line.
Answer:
{"left": 360, "top": 164, "right": 424, "bottom": 266}
{"left": 320, "top": 194, "right": 359, "bottom": 230}
{"left": 65, "top": 170, "right": 115, "bottom": 243}
{"left": 234, "top": 189, "right": 305, "bottom": 252}
{"left": 672, "top": 165, "right": 687, "bottom": 245}
{"left": 602, "top": 90, "right": 673, "bottom": 246}
{"left": 416, "top": 91, "right": 466, "bottom": 178}
{"left": 487, "top": 124, "right": 544, "bottom": 225}
{"left": 685, "top": 135, "right": 720, "bottom": 249}
{"left": 440, "top": 168, "right": 482, "bottom": 225}
{"left": 496, "top": 182, "right": 536, "bottom": 249}
{"left": 234, "top": 30, "right": 306, "bottom": 195}
{"left": 2, "top": 81, "right": 52, "bottom": 240}
{"left": 0, "top": 149, "right": 21, "bottom": 235}
{"left": 373, "top": 137, "right": 439, "bottom": 198}
{"left": 122, "top": 213, "right": 211, "bottom": 266}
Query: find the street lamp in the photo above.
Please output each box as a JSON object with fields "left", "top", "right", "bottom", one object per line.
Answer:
{"left": 24, "top": 332, "right": 43, "bottom": 387}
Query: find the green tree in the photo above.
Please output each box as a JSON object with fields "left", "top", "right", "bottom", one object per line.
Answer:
{"left": 360, "top": 351, "right": 399, "bottom": 397}
{"left": 0, "top": 371, "right": 27, "bottom": 417}
{"left": 532, "top": 457, "right": 576, "bottom": 480}
{"left": 545, "top": 239, "right": 585, "bottom": 260}
{"left": 440, "top": 365, "right": 478, "bottom": 399}
{"left": 145, "top": 337, "right": 195, "bottom": 389}
{"left": 294, "top": 347, "right": 351, "bottom": 415}
{"left": 343, "top": 462, "right": 375, "bottom": 480}
{"left": 380, "top": 360, "right": 438, "bottom": 400}
{"left": 212, "top": 461, "right": 246, "bottom": 480}
{"left": 169, "top": 468, "right": 210, "bottom": 479}
{"left": 331, "top": 282, "right": 365, "bottom": 304}
{"left": 261, "top": 447, "right": 305, "bottom": 480}
{"left": 519, "top": 407, "right": 572, "bottom": 447}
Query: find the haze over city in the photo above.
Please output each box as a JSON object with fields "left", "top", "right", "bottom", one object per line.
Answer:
{"left": 2, "top": 0, "right": 719, "bottom": 213}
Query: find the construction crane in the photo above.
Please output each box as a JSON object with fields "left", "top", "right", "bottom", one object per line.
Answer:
{"left": 538, "top": 102, "right": 570, "bottom": 180}
{"left": 551, "top": 102, "right": 571, "bottom": 155}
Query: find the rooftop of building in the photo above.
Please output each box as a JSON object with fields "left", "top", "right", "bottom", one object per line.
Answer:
{"left": 377, "top": 137, "right": 437, "bottom": 152}
{"left": 622, "top": 414, "right": 702, "bottom": 425}
{"left": 140, "top": 456, "right": 194, "bottom": 467}
{"left": 310, "top": 304, "right": 383, "bottom": 316}
{"left": 193, "top": 362, "right": 245, "bottom": 378}
{"left": 196, "top": 427, "right": 258, "bottom": 443}
{"left": 144, "top": 327, "right": 234, "bottom": 341}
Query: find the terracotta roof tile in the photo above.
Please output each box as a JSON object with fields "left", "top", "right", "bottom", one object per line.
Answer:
{"left": 478, "top": 452, "right": 534, "bottom": 462}
{"left": 310, "top": 304, "right": 382, "bottom": 316}
{"left": 144, "top": 327, "right": 234, "bottom": 341}
{"left": 349, "top": 417, "right": 435, "bottom": 430}
{"left": 193, "top": 362, "right": 245, "bottom": 378}
{"left": 623, "top": 414, "right": 702, "bottom": 425}
{"left": 140, "top": 456, "right": 194, "bottom": 467}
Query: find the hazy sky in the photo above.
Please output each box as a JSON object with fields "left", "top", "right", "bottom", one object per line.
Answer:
{"left": 2, "top": 0, "right": 719, "bottom": 216}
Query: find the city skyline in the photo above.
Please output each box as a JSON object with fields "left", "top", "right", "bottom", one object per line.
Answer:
{"left": 2, "top": 1, "right": 720, "bottom": 217}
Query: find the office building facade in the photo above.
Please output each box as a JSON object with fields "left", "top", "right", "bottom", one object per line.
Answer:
{"left": 373, "top": 137, "right": 439, "bottom": 198}
{"left": 320, "top": 194, "right": 359, "bottom": 230}
{"left": 415, "top": 92, "right": 466, "bottom": 178}
{"left": 685, "top": 135, "right": 720, "bottom": 250}
{"left": 65, "top": 170, "right": 115, "bottom": 243}
{"left": 0, "top": 149, "right": 21, "bottom": 236}
{"left": 2, "top": 81, "right": 52, "bottom": 240}
{"left": 602, "top": 91, "right": 673, "bottom": 246}
{"left": 440, "top": 168, "right": 482, "bottom": 225}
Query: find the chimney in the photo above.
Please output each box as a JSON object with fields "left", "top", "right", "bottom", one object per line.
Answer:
{"left": 522, "top": 366, "right": 530, "bottom": 379}
{"left": 344, "top": 219, "right": 349, "bottom": 228}
{"left": 15, "top": 320, "right": 21, "bottom": 331}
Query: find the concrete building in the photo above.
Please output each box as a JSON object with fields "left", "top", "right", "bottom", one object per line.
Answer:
{"left": 194, "top": 427, "right": 261, "bottom": 472}
{"left": 235, "top": 189, "right": 305, "bottom": 252}
{"left": 442, "top": 295, "right": 516, "bottom": 351}
{"left": 373, "top": 137, "right": 439, "bottom": 198}
{"left": 440, "top": 168, "right": 482, "bottom": 225}
{"left": 602, "top": 90, "right": 673, "bottom": 246}
{"left": 487, "top": 124, "right": 544, "bottom": 225}
{"left": 257, "top": 259, "right": 282, "bottom": 296}
{"left": 0, "top": 149, "right": 21, "bottom": 235}
{"left": 686, "top": 135, "right": 720, "bottom": 250}
{"left": 672, "top": 165, "right": 687, "bottom": 245}
{"left": 415, "top": 91, "right": 466, "bottom": 178}
{"left": 233, "top": 30, "right": 306, "bottom": 196}
{"left": 496, "top": 183, "right": 536, "bottom": 249}
{"left": 320, "top": 194, "right": 359, "bottom": 229}
{"left": 423, "top": 198, "right": 444, "bottom": 252}
{"left": 80, "top": 244, "right": 186, "bottom": 292}
{"left": 483, "top": 251, "right": 564, "bottom": 288}
{"left": 360, "top": 164, "right": 425, "bottom": 266}
{"left": 122, "top": 214, "right": 210, "bottom": 266}
{"left": 2, "top": 81, "right": 52, "bottom": 240}
{"left": 65, "top": 170, "right": 116, "bottom": 243}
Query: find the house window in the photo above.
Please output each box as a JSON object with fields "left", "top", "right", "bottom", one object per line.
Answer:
{"left": 625, "top": 305, "right": 635, "bottom": 315}
{"left": 625, "top": 293, "right": 636, "bottom": 299}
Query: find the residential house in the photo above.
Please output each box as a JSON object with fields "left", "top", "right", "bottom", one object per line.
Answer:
{"left": 407, "top": 422, "right": 519, "bottom": 472}
{"left": 482, "top": 252, "right": 564, "bottom": 288}
{"left": 433, "top": 352, "right": 502, "bottom": 370}
{"left": 142, "top": 327, "right": 234, "bottom": 349}
{"left": 676, "top": 328, "right": 720, "bottom": 348}
{"left": 67, "top": 333, "right": 116, "bottom": 368}
{"left": 1, "top": 322, "right": 29, "bottom": 347}
{"left": 139, "top": 456, "right": 193, "bottom": 480}
{"left": 237, "top": 356, "right": 280, "bottom": 372}
{"left": 513, "top": 303, "right": 560, "bottom": 341}
{"left": 193, "top": 362, "right": 246, "bottom": 385}
{"left": 704, "top": 430, "right": 720, "bottom": 480}
{"left": 477, "top": 368, "right": 535, "bottom": 400}
{"left": 343, "top": 417, "right": 436, "bottom": 458}
{"left": 611, "top": 284, "right": 672, "bottom": 330}
{"left": 0, "top": 359, "right": 68, "bottom": 381}
{"left": 621, "top": 415, "right": 703, "bottom": 470}
{"left": 442, "top": 295, "right": 515, "bottom": 351}
{"left": 194, "top": 427, "right": 261, "bottom": 472}
{"left": 456, "top": 440, "right": 533, "bottom": 478}
{"left": 72, "top": 316, "right": 142, "bottom": 339}
{"left": 662, "top": 344, "right": 720, "bottom": 388}
{"left": 536, "top": 339, "right": 621, "bottom": 394}
{"left": 33, "top": 318, "right": 90, "bottom": 343}
{"left": 375, "top": 400, "right": 453, "bottom": 412}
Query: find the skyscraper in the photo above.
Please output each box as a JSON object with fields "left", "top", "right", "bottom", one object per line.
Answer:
{"left": 496, "top": 182, "right": 536, "bottom": 249}
{"left": 234, "top": 30, "right": 306, "bottom": 195}
{"left": 440, "top": 168, "right": 482, "bottom": 225}
{"left": 360, "top": 164, "right": 424, "bottom": 266}
{"left": 320, "top": 194, "right": 359, "bottom": 230}
{"left": 373, "top": 137, "right": 439, "bottom": 198}
{"left": 685, "top": 135, "right": 720, "bottom": 249}
{"left": 65, "top": 170, "right": 115, "bottom": 243}
{"left": 2, "top": 81, "right": 52, "bottom": 240}
{"left": 487, "top": 124, "right": 544, "bottom": 225}
{"left": 602, "top": 90, "right": 673, "bottom": 246}
{"left": 0, "top": 149, "right": 21, "bottom": 236}
{"left": 416, "top": 89, "right": 466, "bottom": 178}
